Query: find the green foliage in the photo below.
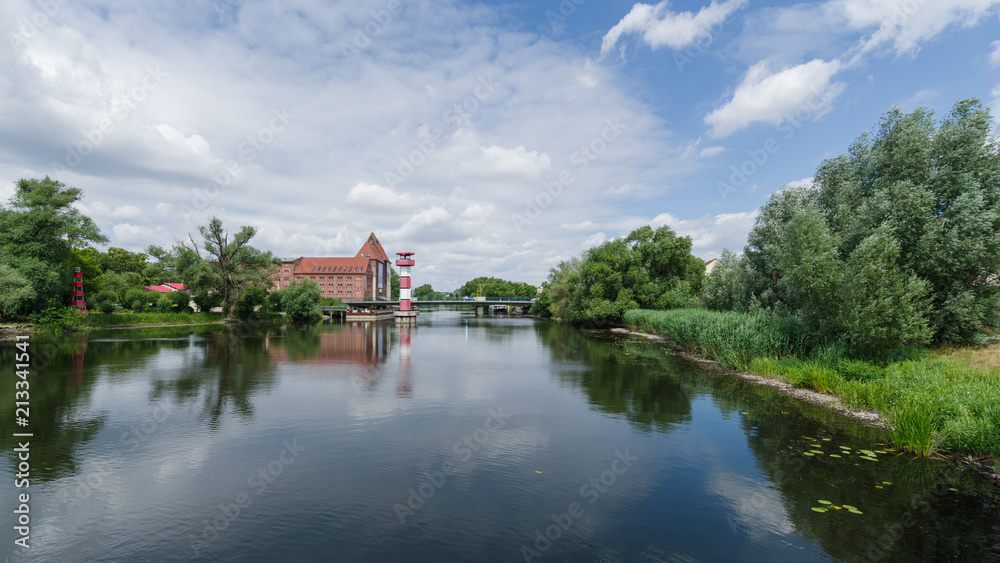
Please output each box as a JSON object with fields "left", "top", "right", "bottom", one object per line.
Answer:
{"left": 456, "top": 276, "right": 537, "bottom": 298}
{"left": 624, "top": 308, "right": 811, "bottom": 367}
{"left": 100, "top": 270, "right": 144, "bottom": 306}
{"left": 100, "top": 247, "right": 148, "bottom": 275}
{"left": 412, "top": 283, "right": 447, "bottom": 300}
{"left": 390, "top": 269, "right": 399, "bottom": 300}
{"left": 165, "top": 290, "right": 193, "bottom": 313}
{"left": 731, "top": 99, "right": 1000, "bottom": 348}
{"left": 0, "top": 264, "right": 35, "bottom": 317}
{"left": 0, "top": 177, "right": 107, "bottom": 314}
{"left": 124, "top": 288, "right": 152, "bottom": 311}
{"left": 284, "top": 278, "right": 322, "bottom": 321}
{"left": 267, "top": 289, "right": 285, "bottom": 312}
{"left": 193, "top": 288, "right": 222, "bottom": 313}
{"left": 28, "top": 301, "right": 87, "bottom": 331}
{"left": 534, "top": 225, "right": 704, "bottom": 324}
{"left": 235, "top": 285, "right": 266, "bottom": 319}
{"left": 840, "top": 230, "right": 933, "bottom": 355}
{"left": 701, "top": 250, "right": 745, "bottom": 311}
{"left": 190, "top": 217, "right": 278, "bottom": 317}
{"left": 628, "top": 307, "right": 1000, "bottom": 455}
{"left": 96, "top": 300, "right": 116, "bottom": 314}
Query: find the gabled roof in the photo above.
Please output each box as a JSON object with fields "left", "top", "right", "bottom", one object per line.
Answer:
{"left": 356, "top": 232, "right": 390, "bottom": 262}
{"left": 163, "top": 283, "right": 188, "bottom": 291}
{"left": 144, "top": 285, "right": 171, "bottom": 293}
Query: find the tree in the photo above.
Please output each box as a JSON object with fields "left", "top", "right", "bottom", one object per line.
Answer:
{"left": 185, "top": 217, "right": 278, "bottom": 318}
{"left": 565, "top": 225, "right": 703, "bottom": 323}
{"left": 0, "top": 177, "right": 107, "bottom": 314}
{"left": 193, "top": 288, "right": 223, "bottom": 313}
{"left": 284, "top": 278, "right": 321, "bottom": 321}
{"left": 734, "top": 98, "right": 1000, "bottom": 347}
{"left": 100, "top": 247, "right": 148, "bottom": 275}
{"left": 391, "top": 270, "right": 400, "bottom": 300}
{"left": 456, "top": 277, "right": 538, "bottom": 298}
{"left": 101, "top": 270, "right": 144, "bottom": 306}
{"left": 0, "top": 265, "right": 35, "bottom": 317}
{"left": 701, "top": 249, "right": 745, "bottom": 312}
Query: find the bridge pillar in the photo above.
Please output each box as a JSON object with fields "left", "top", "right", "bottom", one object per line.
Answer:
{"left": 475, "top": 305, "right": 484, "bottom": 317}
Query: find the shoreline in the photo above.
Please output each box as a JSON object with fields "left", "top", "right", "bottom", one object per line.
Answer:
{"left": 608, "top": 327, "right": 1000, "bottom": 490}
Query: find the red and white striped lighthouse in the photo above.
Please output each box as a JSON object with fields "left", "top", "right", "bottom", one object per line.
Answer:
{"left": 394, "top": 252, "right": 417, "bottom": 325}
{"left": 71, "top": 266, "right": 87, "bottom": 313}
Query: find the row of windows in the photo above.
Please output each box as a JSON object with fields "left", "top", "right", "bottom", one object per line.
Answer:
{"left": 311, "top": 265, "right": 362, "bottom": 273}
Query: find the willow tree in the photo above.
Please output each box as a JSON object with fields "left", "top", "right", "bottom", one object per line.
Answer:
{"left": 185, "top": 217, "right": 278, "bottom": 318}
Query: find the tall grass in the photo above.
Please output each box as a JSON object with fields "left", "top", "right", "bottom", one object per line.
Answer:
{"left": 623, "top": 308, "right": 813, "bottom": 367}
{"left": 85, "top": 312, "right": 225, "bottom": 325}
{"left": 625, "top": 308, "right": 1000, "bottom": 456}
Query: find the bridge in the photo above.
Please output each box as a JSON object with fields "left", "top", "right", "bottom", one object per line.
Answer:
{"left": 320, "top": 298, "right": 534, "bottom": 317}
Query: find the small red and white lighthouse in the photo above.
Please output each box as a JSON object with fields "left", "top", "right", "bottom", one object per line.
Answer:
{"left": 394, "top": 252, "right": 417, "bottom": 325}
{"left": 71, "top": 266, "right": 87, "bottom": 313}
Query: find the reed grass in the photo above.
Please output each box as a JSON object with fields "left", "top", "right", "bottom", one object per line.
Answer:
{"left": 625, "top": 308, "right": 1000, "bottom": 456}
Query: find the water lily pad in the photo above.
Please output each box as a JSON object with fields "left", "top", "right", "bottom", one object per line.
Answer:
{"left": 811, "top": 450, "right": 824, "bottom": 454}
{"left": 811, "top": 444, "right": 822, "bottom": 448}
{"left": 832, "top": 506, "right": 842, "bottom": 510}
{"left": 949, "top": 488, "right": 958, "bottom": 492}
{"left": 829, "top": 454, "right": 842, "bottom": 458}
{"left": 860, "top": 450, "right": 876, "bottom": 456}
{"left": 860, "top": 456, "right": 879, "bottom": 462}
{"left": 818, "top": 500, "right": 832, "bottom": 505}
{"left": 840, "top": 446, "right": 852, "bottom": 450}
{"left": 882, "top": 481, "right": 892, "bottom": 485}
{"left": 811, "top": 507, "right": 828, "bottom": 513}
{"left": 875, "top": 485, "right": 883, "bottom": 489}
{"left": 876, "top": 450, "right": 888, "bottom": 454}
{"left": 803, "top": 452, "right": 815, "bottom": 456}
{"left": 841, "top": 504, "right": 857, "bottom": 510}
{"left": 822, "top": 438, "right": 832, "bottom": 441}
{"left": 848, "top": 509, "right": 863, "bottom": 514}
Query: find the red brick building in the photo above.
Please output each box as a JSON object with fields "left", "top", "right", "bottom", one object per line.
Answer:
{"left": 271, "top": 233, "right": 392, "bottom": 301}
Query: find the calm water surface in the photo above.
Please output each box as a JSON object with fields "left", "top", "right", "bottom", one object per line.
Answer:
{"left": 2, "top": 311, "right": 998, "bottom": 562}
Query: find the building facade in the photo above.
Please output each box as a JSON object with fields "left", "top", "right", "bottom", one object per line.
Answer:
{"left": 271, "top": 233, "right": 392, "bottom": 301}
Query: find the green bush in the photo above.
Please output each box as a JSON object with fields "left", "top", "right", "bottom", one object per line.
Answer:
{"left": 285, "top": 278, "right": 321, "bottom": 321}
{"left": 96, "top": 300, "right": 115, "bottom": 314}
{"left": 267, "top": 289, "right": 285, "bottom": 312}
{"left": 235, "top": 285, "right": 266, "bottom": 319}
{"left": 29, "top": 301, "right": 87, "bottom": 331}
{"left": 193, "top": 288, "right": 222, "bottom": 313}
{"left": 124, "top": 288, "right": 151, "bottom": 311}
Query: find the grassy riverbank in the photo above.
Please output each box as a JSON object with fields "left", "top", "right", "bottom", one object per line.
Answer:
{"left": 624, "top": 308, "right": 1000, "bottom": 458}
{"left": 10, "top": 310, "right": 290, "bottom": 334}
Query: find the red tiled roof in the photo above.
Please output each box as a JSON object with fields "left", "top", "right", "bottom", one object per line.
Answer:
{"left": 163, "top": 283, "right": 188, "bottom": 290}
{"left": 144, "top": 285, "right": 170, "bottom": 293}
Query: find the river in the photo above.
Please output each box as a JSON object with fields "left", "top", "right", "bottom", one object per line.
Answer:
{"left": 1, "top": 310, "right": 998, "bottom": 562}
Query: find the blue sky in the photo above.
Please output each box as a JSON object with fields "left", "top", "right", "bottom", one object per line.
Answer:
{"left": 2, "top": 0, "right": 999, "bottom": 291}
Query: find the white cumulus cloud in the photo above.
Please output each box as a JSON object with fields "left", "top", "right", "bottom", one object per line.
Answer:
{"left": 704, "top": 59, "right": 846, "bottom": 137}
{"left": 602, "top": 0, "right": 748, "bottom": 56}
